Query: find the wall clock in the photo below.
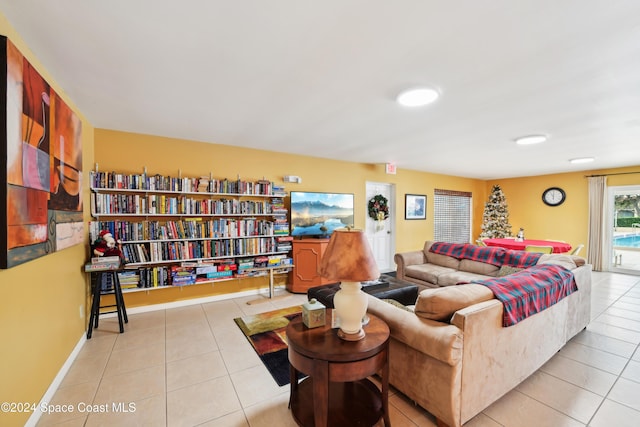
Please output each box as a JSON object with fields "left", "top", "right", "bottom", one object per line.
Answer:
{"left": 542, "top": 187, "right": 566, "bottom": 206}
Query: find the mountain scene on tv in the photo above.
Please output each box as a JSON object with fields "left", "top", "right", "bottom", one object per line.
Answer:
{"left": 291, "top": 196, "right": 354, "bottom": 236}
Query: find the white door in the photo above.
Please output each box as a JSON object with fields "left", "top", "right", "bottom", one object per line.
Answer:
{"left": 365, "top": 182, "right": 395, "bottom": 273}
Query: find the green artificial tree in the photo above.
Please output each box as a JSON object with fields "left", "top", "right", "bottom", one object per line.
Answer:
{"left": 479, "top": 185, "right": 513, "bottom": 239}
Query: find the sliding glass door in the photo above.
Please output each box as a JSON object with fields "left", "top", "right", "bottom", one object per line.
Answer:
{"left": 608, "top": 185, "right": 640, "bottom": 275}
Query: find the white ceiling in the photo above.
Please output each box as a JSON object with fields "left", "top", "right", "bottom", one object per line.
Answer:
{"left": 2, "top": 1, "right": 640, "bottom": 179}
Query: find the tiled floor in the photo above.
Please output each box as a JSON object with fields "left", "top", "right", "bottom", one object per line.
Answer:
{"left": 37, "top": 271, "right": 640, "bottom": 427}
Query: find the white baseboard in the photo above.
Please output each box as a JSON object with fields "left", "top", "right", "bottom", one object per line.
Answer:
{"left": 25, "top": 333, "right": 86, "bottom": 427}
{"left": 26, "top": 285, "right": 287, "bottom": 426}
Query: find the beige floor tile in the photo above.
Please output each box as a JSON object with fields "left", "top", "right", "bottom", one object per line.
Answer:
{"left": 482, "top": 390, "right": 584, "bottom": 427}
{"left": 166, "top": 350, "right": 228, "bottom": 391}
{"left": 112, "top": 324, "right": 165, "bottom": 352}
{"left": 94, "top": 364, "right": 165, "bottom": 405}
{"left": 198, "top": 410, "right": 249, "bottom": 427}
{"left": 569, "top": 329, "right": 637, "bottom": 358}
{"left": 123, "top": 309, "right": 166, "bottom": 330}
{"left": 586, "top": 321, "right": 640, "bottom": 344}
{"left": 202, "top": 298, "right": 246, "bottom": 322}
{"left": 219, "top": 340, "right": 262, "bottom": 374}
{"left": 607, "top": 377, "right": 640, "bottom": 411}
{"left": 59, "top": 351, "right": 110, "bottom": 388}
{"left": 78, "top": 334, "right": 117, "bottom": 358}
{"left": 540, "top": 354, "right": 617, "bottom": 396}
{"left": 621, "top": 359, "right": 640, "bottom": 382}
{"left": 465, "top": 413, "right": 503, "bottom": 427}
{"left": 558, "top": 341, "right": 629, "bottom": 375}
{"left": 230, "top": 364, "right": 287, "bottom": 408}
{"left": 165, "top": 327, "right": 218, "bottom": 362}
{"left": 596, "top": 313, "right": 640, "bottom": 332}
{"left": 36, "top": 381, "right": 99, "bottom": 426}
{"left": 165, "top": 304, "right": 207, "bottom": 326}
{"left": 37, "top": 414, "right": 87, "bottom": 427}
{"left": 166, "top": 376, "right": 241, "bottom": 427}
{"left": 388, "top": 393, "right": 437, "bottom": 426}
{"left": 242, "top": 392, "right": 298, "bottom": 427}
{"left": 606, "top": 306, "right": 640, "bottom": 322}
{"left": 516, "top": 371, "right": 602, "bottom": 423}
{"left": 85, "top": 394, "right": 165, "bottom": 427}
{"left": 103, "top": 341, "right": 165, "bottom": 377}
{"left": 589, "top": 398, "right": 640, "bottom": 427}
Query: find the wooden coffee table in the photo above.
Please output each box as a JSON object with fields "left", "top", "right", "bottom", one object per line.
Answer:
{"left": 286, "top": 310, "right": 390, "bottom": 427}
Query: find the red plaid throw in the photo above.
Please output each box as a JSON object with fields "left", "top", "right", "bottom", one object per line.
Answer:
{"left": 473, "top": 264, "right": 578, "bottom": 327}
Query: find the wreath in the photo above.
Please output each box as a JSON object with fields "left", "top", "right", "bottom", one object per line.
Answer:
{"left": 368, "top": 194, "right": 389, "bottom": 221}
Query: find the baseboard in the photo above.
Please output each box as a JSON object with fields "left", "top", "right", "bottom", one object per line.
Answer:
{"left": 25, "top": 333, "right": 87, "bottom": 427}
{"left": 26, "top": 285, "right": 287, "bottom": 426}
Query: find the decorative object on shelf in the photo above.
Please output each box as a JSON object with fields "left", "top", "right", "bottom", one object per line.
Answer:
{"left": 92, "top": 230, "right": 123, "bottom": 259}
{"left": 479, "top": 185, "right": 513, "bottom": 238}
{"left": 302, "top": 298, "right": 326, "bottom": 328}
{"left": 542, "top": 187, "right": 566, "bottom": 206}
{"left": 319, "top": 228, "right": 379, "bottom": 341}
{"left": 515, "top": 227, "right": 525, "bottom": 242}
{"left": 404, "top": 194, "right": 426, "bottom": 220}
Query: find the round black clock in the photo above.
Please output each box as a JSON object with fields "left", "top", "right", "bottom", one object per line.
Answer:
{"left": 542, "top": 187, "right": 566, "bottom": 206}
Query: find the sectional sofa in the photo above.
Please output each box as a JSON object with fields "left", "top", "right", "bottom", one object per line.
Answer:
{"left": 365, "top": 241, "right": 592, "bottom": 427}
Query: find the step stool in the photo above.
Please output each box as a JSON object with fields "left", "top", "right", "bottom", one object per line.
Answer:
{"left": 87, "top": 270, "right": 128, "bottom": 339}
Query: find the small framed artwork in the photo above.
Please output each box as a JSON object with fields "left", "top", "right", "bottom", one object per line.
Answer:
{"left": 405, "top": 194, "right": 426, "bottom": 220}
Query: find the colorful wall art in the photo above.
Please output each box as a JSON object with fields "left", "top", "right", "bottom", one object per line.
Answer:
{"left": 1, "top": 36, "right": 83, "bottom": 268}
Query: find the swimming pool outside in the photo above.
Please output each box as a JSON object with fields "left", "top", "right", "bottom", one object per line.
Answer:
{"left": 613, "top": 234, "right": 640, "bottom": 249}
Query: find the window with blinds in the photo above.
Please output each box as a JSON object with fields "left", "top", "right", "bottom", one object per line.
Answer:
{"left": 433, "top": 189, "right": 472, "bottom": 243}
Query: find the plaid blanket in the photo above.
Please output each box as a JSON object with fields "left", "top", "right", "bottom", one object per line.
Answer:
{"left": 429, "top": 242, "right": 541, "bottom": 268}
{"left": 473, "top": 264, "right": 578, "bottom": 327}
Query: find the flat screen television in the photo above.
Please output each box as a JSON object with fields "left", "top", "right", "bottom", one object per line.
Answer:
{"left": 290, "top": 191, "right": 354, "bottom": 237}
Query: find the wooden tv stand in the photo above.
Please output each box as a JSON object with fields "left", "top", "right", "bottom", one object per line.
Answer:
{"left": 288, "top": 238, "right": 335, "bottom": 293}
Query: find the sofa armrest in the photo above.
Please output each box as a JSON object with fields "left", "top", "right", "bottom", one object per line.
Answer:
{"left": 367, "top": 295, "right": 463, "bottom": 366}
{"left": 394, "top": 250, "right": 427, "bottom": 281}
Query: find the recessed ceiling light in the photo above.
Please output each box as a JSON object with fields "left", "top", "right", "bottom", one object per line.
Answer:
{"left": 569, "top": 157, "right": 595, "bottom": 164}
{"left": 514, "top": 134, "right": 547, "bottom": 145}
{"left": 396, "top": 87, "right": 439, "bottom": 107}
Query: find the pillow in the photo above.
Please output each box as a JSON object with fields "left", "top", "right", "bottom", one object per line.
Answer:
{"left": 381, "top": 298, "right": 414, "bottom": 312}
{"left": 497, "top": 265, "right": 523, "bottom": 277}
{"left": 414, "top": 284, "right": 495, "bottom": 321}
{"left": 536, "top": 254, "right": 577, "bottom": 270}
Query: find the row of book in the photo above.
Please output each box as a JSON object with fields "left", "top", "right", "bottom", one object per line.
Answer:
{"left": 91, "top": 193, "right": 281, "bottom": 216}
{"left": 90, "top": 171, "right": 277, "bottom": 195}
{"left": 111, "top": 256, "right": 293, "bottom": 289}
{"left": 121, "top": 237, "right": 285, "bottom": 264}
{"left": 89, "top": 218, "right": 279, "bottom": 243}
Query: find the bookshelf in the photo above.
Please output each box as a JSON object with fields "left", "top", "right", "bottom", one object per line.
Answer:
{"left": 89, "top": 169, "right": 292, "bottom": 293}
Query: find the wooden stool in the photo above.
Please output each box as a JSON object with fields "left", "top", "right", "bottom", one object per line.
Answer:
{"left": 87, "top": 269, "right": 128, "bottom": 339}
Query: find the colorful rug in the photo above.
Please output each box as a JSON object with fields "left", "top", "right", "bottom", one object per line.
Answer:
{"left": 234, "top": 305, "right": 306, "bottom": 386}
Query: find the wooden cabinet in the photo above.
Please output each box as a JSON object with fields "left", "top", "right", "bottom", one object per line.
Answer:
{"left": 288, "top": 239, "right": 334, "bottom": 293}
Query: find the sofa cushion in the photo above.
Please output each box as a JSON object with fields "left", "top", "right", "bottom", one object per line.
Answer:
{"left": 414, "top": 284, "right": 495, "bottom": 321}
{"left": 537, "top": 254, "right": 578, "bottom": 270}
{"left": 424, "top": 242, "right": 460, "bottom": 269}
{"left": 406, "top": 264, "right": 457, "bottom": 286}
{"left": 459, "top": 259, "right": 500, "bottom": 276}
{"left": 497, "top": 265, "right": 524, "bottom": 276}
{"left": 437, "top": 271, "right": 494, "bottom": 287}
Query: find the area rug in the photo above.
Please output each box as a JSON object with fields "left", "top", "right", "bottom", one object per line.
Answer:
{"left": 234, "top": 305, "right": 306, "bottom": 386}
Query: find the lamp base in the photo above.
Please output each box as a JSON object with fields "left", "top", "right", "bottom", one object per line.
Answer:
{"left": 337, "top": 327, "right": 365, "bottom": 341}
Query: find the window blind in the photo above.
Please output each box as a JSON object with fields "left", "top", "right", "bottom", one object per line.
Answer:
{"left": 433, "top": 189, "right": 472, "bottom": 243}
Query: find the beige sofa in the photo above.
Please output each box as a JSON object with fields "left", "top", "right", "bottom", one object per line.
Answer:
{"left": 366, "top": 242, "right": 592, "bottom": 427}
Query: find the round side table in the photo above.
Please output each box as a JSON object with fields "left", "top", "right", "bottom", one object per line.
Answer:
{"left": 286, "top": 310, "right": 390, "bottom": 427}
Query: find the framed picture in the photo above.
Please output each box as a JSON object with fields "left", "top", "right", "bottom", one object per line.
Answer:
{"left": 405, "top": 194, "right": 426, "bottom": 220}
{"left": 0, "top": 36, "right": 84, "bottom": 268}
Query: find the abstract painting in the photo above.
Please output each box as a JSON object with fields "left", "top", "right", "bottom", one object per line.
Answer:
{"left": 1, "top": 36, "right": 83, "bottom": 268}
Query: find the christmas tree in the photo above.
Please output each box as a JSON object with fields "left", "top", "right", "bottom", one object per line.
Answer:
{"left": 479, "top": 185, "right": 513, "bottom": 239}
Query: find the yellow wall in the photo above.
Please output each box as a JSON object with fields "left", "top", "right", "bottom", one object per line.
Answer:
{"left": 488, "top": 165, "right": 640, "bottom": 257}
{"left": 94, "top": 129, "right": 487, "bottom": 308}
{"left": 0, "top": 15, "right": 95, "bottom": 427}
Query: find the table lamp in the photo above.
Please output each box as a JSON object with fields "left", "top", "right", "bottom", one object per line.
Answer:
{"left": 319, "top": 228, "right": 380, "bottom": 341}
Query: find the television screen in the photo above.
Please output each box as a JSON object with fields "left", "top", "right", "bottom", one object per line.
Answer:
{"left": 290, "top": 191, "right": 354, "bottom": 237}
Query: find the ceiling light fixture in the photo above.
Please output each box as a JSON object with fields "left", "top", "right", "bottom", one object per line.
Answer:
{"left": 569, "top": 157, "right": 595, "bottom": 164}
{"left": 396, "top": 87, "right": 439, "bottom": 107}
{"left": 514, "top": 134, "right": 547, "bottom": 145}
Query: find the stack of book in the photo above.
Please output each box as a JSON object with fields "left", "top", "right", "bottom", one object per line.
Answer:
{"left": 84, "top": 256, "right": 121, "bottom": 272}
